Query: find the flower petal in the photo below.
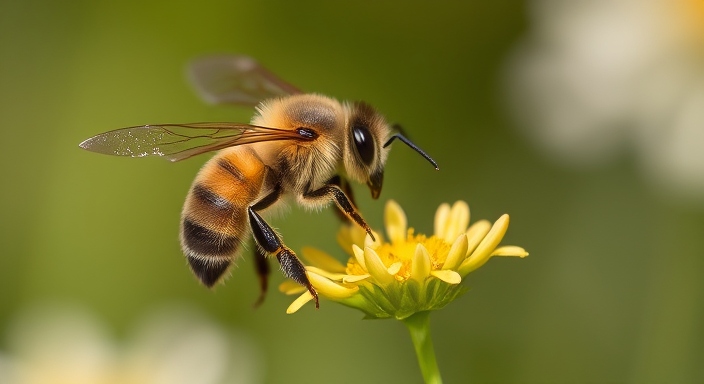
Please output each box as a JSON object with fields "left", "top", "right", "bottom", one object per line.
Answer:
{"left": 352, "top": 244, "right": 366, "bottom": 270}
{"left": 443, "top": 234, "right": 468, "bottom": 270}
{"left": 304, "top": 266, "right": 346, "bottom": 281}
{"left": 465, "top": 219, "right": 492, "bottom": 257}
{"left": 364, "top": 247, "right": 395, "bottom": 285}
{"left": 279, "top": 280, "right": 307, "bottom": 295}
{"left": 442, "top": 201, "right": 470, "bottom": 242}
{"left": 384, "top": 200, "right": 407, "bottom": 244}
{"left": 491, "top": 245, "right": 529, "bottom": 258}
{"left": 411, "top": 244, "right": 431, "bottom": 282}
{"left": 286, "top": 292, "right": 314, "bottom": 314}
{"left": 336, "top": 225, "right": 365, "bottom": 256}
{"left": 342, "top": 274, "right": 370, "bottom": 283}
{"left": 308, "top": 271, "right": 358, "bottom": 299}
{"left": 430, "top": 270, "right": 462, "bottom": 284}
{"left": 433, "top": 203, "right": 451, "bottom": 238}
{"left": 301, "top": 247, "right": 346, "bottom": 273}
{"left": 387, "top": 262, "right": 403, "bottom": 275}
{"left": 364, "top": 231, "right": 382, "bottom": 249}
{"left": 459, "top": 214, "right": 510, "bottom": 276}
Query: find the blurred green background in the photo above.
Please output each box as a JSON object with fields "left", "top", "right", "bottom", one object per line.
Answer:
{"left": 1, "top": 1, "right": 703, "bottom": 382}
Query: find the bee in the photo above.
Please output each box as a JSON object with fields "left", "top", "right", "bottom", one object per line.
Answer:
{"left": 79, "top": 55, "right": 438, "bottom": 308}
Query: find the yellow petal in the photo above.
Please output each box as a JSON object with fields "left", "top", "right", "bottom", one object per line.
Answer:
{"left": 442, "top": 201, "right": 470, "bottom": 243}
{"left": 443, "top": 234, "right": 468, "bottom": 270}
{"left": 364, "top": 230, "right": 382, "bottom": 249}
{"left": 491, "top": 245, "right": 529, "bottom": 258}
{"left": 388, "top": 262, "right": 403, "bottom": 275}
{"left": 336, "top": 225, "right": 360, "bottom": 256}
{"left": 308, "top": 271, "right": 358, "bottom": 299}
{"left": 465, "top": 220, "right": 492, "bottom": 257}
{"left": 364, "top": 246, "right": 395, "bottom": 285}
{"left": 385, "top": 200, "right": 407, "bottom": 244}
{"left": 352, "top": 244, "right": 367, "bottom": 270}
{"left": 433, "top": 203, "right": 451, "bottom": 238}
{"left": 286, "top": 291, "right": 314, "bottom": 314}
{"left": 343, "top": 274, "right": 370, "bottom": 283}
{"left": 305, "top": 266, "right": 346, "bottom": 281}
{"left": 301, "top": 247, "right": 347, "bottom": 273}
{"left": 430, "top": 270, "right": 462, "bottom": 284}
{"left": 459, "top": 214, "right": 510, "bottom": 276}
{"left": 279, "top": 280, "right": 307, "bottom": 295}
{"left": 411, "top": 244, "right": 431, "bottom": 282}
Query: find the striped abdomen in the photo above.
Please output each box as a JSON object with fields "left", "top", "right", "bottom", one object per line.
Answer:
{"left": 180, "top": 147, "right": 267, "bottom": 287}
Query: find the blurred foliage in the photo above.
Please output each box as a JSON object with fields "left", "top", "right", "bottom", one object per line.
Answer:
{"left": 0, "top": 0, "right": 702, "bottom": 383}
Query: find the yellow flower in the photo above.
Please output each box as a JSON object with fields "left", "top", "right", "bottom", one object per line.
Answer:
{"left": 281, "top": 200, "right": 528, "bottom": 319}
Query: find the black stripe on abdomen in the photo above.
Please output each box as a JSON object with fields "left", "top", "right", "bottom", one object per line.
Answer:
{"left": 181, "top": 219, "right": 239, "bottom": 256}
{"left": 192, "top": 184, "right": 234, "bottom": 212}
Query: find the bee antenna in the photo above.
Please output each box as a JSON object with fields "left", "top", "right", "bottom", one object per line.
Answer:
{"left": 383, "top": 133, "right": 439, "bottom": 170}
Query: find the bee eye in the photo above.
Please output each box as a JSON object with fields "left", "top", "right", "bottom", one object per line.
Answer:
{"left": 296, "top": 127, "right": 318, "bottom": 139}
{"left": 353, "top": 125, "right": 375, "bottom": 165}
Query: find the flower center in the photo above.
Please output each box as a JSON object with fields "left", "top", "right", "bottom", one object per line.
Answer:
{"left": 346, "top": 229, "right": 452, "bottom": 282}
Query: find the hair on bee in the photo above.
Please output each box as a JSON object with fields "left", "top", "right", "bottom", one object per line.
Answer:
{"left": 79, "top": 54, "right": 438, "bottom": 309}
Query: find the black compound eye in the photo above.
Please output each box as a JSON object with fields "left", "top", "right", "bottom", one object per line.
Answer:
{"left": 296, "top": 127, "right": 318, "bottom": 139}
{"left": 352, "top": 125, "right": 375, "bottom": 166}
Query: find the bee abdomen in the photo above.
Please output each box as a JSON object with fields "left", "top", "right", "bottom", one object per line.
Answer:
{"left": 185, "top": 253, "right": 234, "bottom": 288}
{"left": 181, "top": 218, "right": 242, "bottom": 288}
{"left": 182, "top": 219, "right": 239, "bottom": 255}
{"left": 181, "top": 183, "right": 245, "bottom": 287}
{"left": 192, "top": 184, "right": 234, "bottom": 213}
{"left": 180, "top": 148, "right": 267, "bottom": 288}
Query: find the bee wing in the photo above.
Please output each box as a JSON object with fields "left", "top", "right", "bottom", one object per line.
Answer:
{"left": 79, "top": 122, "right": 308, "bottom": 162}
{"left": 187, "top": 55, "right": 302, "bottom": 106}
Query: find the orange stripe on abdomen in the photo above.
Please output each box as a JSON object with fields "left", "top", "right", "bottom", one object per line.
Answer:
{"left": 179, "top": 147, "right": 267, "bottom": 287}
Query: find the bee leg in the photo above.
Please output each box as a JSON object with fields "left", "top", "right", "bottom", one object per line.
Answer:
{"left": 248, "top": 185, "right": 319, "bottom": 308}
{"left": 249, "top": 184, "right": 281, "bottom": 307}
{"left": 304, "top": 184, "right": 375, "bottom": 241}
{"left": 252, "top": 246, "right": 270, "bottom": 308}
{"left": 248, "top": 207, "right": 319, "bottom": 309}
{"left": 327, "top": 175, "right": 356, "bottom": 224}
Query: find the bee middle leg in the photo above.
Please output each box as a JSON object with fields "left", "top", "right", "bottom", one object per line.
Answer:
{"left": 248, "top": 185, "right": 319, "bottom": 308}
{"left": 303, "top": 183, "right": 375, "bottom": 241}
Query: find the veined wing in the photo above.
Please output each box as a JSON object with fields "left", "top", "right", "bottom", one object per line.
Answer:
{"left": 79, "top": 122, "right": 309, "bottom": 162}
{"left": 187, "top": 54, "right": 302, "bottom": 107}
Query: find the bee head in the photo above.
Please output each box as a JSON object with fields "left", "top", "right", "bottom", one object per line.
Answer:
{"left": 344, "top": 102, "right": 438, "bottom": 200}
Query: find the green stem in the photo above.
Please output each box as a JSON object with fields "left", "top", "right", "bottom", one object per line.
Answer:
{"left": 402, "top": 311, "right": 443, "bottom": 384}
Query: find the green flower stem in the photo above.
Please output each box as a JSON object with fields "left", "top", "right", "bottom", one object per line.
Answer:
{"left": 402, "top": 311, "right": 443, "bottom": 384}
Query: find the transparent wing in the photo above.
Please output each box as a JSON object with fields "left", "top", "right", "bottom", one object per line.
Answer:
{"left": 79, "top": 122, "right": 308, "bottom": 162}
{"left": 187, "top": 54, "right": 302, "bottom": 106}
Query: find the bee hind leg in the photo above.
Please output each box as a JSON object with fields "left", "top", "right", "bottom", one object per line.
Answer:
{"left": 252, "top": 247, "right": 270, "bottom": 308}
{"left": 247, "top": 206, "right": 319, "bottom": 309}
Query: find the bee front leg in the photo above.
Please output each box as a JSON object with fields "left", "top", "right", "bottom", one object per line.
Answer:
{"left": 303, "top": 184, "right": 375, "bottom": 241}
{"left": 327, "top": 175, "right": 357, "bottom": 225}
{"left": 247, "top": 206, "right": 319, "bottom": 309}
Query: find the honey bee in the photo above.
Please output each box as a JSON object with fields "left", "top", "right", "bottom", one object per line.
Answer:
{"left": 79, "top": 55, "right": 438, "bottom": 308}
